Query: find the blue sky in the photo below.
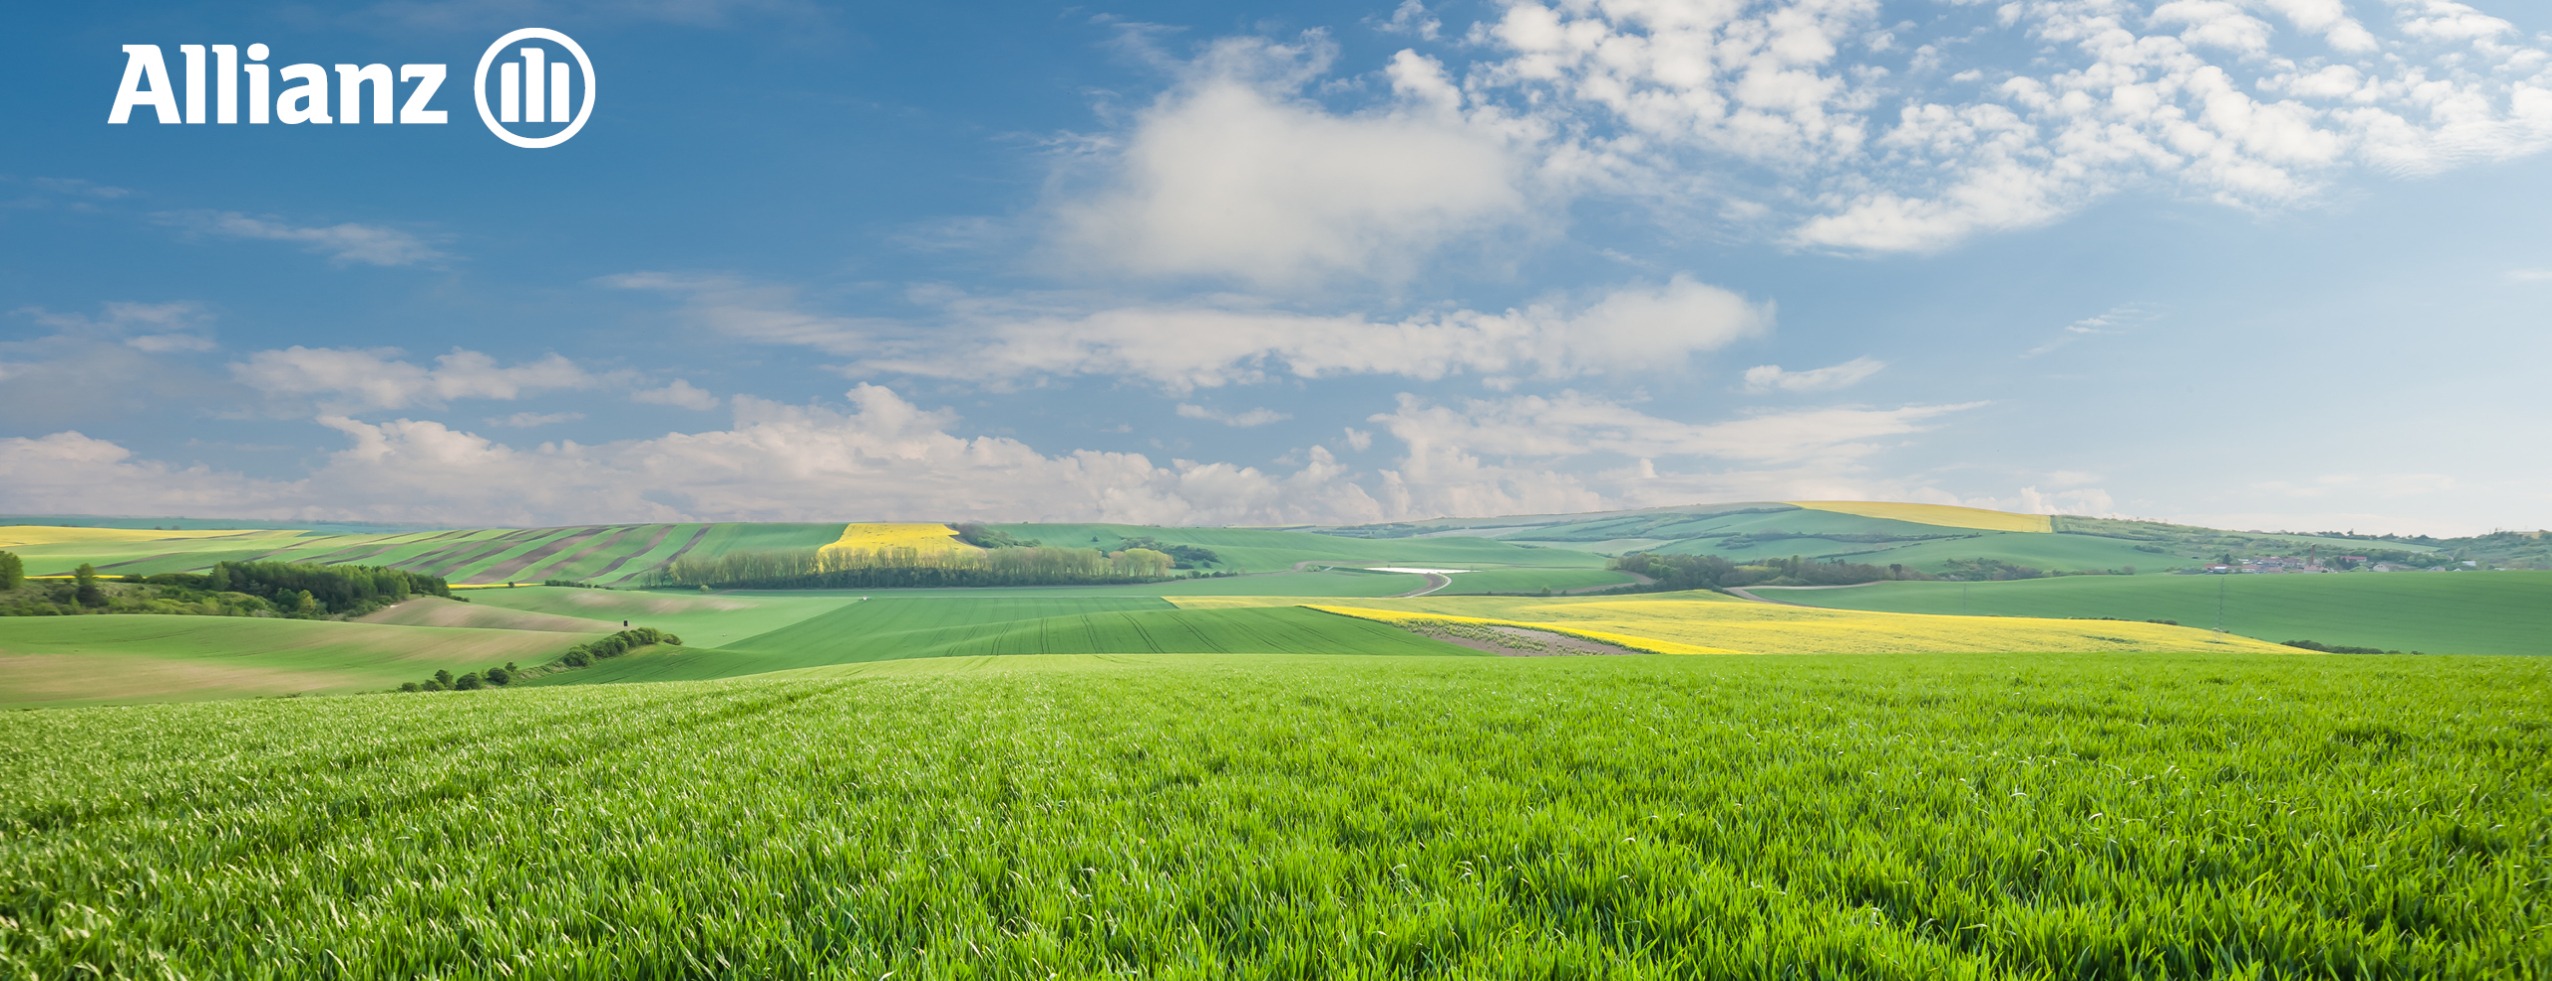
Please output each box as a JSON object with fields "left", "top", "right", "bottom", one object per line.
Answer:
{"left": 2, "top": 0, "right": 2548, "bottom": 534}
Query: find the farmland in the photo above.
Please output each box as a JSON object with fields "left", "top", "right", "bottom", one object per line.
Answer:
{"left": 2, "top": 651, "right": 2544, "bottom": 976}
{"left": 1761, "top": 571, "right": 2552, "bottom": 656}
{"left": 2, "top": 505, "right": 2547, "bottom": 974}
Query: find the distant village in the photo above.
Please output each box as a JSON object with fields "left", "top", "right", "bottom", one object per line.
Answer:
{"left": 2197, "top": 547, "right": 2485, "bottom": 575}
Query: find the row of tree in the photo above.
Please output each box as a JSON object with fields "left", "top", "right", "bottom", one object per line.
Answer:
{"left": 1608, "top": 553, "right": 1934, "bottom": 592}
{"left": 190, "top": 561, "right": 450, "bottom": 614}
{"left": 644, "top": 545, "right": 1175, "bottom": 589}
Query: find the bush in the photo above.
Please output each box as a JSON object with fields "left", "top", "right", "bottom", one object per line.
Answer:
{"left": 398, "top": 682, "right": 422, "bottom": 693}
{"left": 560, "top": 648, "right": 592, "bottom": 668}
{"left": 453, "top": 672, "right": 484, "bottom": 691}
{"left": 2283, "top": 639, "right": 2396, "bottom": 655}
{"left": 73, "top": 564, "right": 106, "bottom": 608}
{"left": 485, "top": 666, "right": 512, "bottom": 686}
{"left": 0, "top": 550, "right": 21, "bottom": 591}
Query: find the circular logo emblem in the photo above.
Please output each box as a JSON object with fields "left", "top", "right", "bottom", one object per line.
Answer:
{"left": 474, "top": 28, "right": 595, "bottom": 149}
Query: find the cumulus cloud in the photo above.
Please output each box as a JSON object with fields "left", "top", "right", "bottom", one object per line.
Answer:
{"left": 627, "top": 274, "right": 1769, "bottom": 391}
{"left": 158, "top": 210, "right": 448, "bottom": 266}
{"left": 0, "top": 383, "right": 1993, "bottom": 527}
{"left": 1467, "top": 0, "right": 2552, "bottom": 253}
{"left": 632, "top": 378, "right": 722, "bottom": 410}
{"left": 231, "top": 347, "right": 595, "bottom": 411}
{"left": 1743, "top": 356, "right": 1884, "bottom": 393}
{"left": 1051, "top": 35, "right": 1535, "bottom": 287}
{"left": 0, "top": 387, "right": 1390, "bottom": 526}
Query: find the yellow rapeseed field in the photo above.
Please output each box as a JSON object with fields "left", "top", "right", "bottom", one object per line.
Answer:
{"left": 820, "top": 523, "right": 981, "bottom": 556}
{"left": 1177, "top": 593, "right": 2292, "bottom": 655}
{"left": 1786, "top": 501, "right": 2055, "bottom": 533}
{"left": 0, "top": 526, "right": 270, "bottom": 548}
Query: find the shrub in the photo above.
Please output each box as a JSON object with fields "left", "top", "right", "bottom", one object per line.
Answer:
{"left": 453, "top": 672, "right": 484, "bottom": 691}
{"left": 485, "top": 666, "right": 512, "bottom": 686}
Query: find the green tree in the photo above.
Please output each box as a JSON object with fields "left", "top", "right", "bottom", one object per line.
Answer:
{"left": 73, "top": 563, "right": 105, "bottom": 608}
{"left": 434, "top": 669, "right": 454, "bottom": 688}
{"left": 453, "top": 672, "right": 484, "bottom": 691}
{"left": 0, "top": 550, "right": 22, "bottom": 591}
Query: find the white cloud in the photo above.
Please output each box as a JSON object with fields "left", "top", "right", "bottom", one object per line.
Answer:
{"left": 1364, "top": 392, "right": 1982, "bottom": 519}
{"left": 633, "top": 378, "right": 721, "bottom": 411}
{"left": 1, "top": 303, "right": 230, "bottom": 429}
{"left": 1175, "top": 403, "right": 1292, "bottom": 427}
{"left": 0, "top": 383, "right": 1991, "bottom": 527}
{"left": 875, "top": 276, "right": 1768, "bottom": 391}
{"left": 160, "top": 210, "right": 447, "bottom": 267}
{"left": 1743, "top": 356, "right": 1884, "bottom": 393}
{"left": 488, "top": 411, "right": 585, "bottom": 428}
{"left": 0, "top": 387, "right": 1391, "bottom": 526}
{"left": 603, "top": 273, "right": 883, "bottom": 355}
{"left": 231, "top": 347, "right": 594, "bottom": 411}
{"left": 18, "top": 301, "right": 217, "bottom": 353}
{"left": 2024, "top": 304, "right": 2159, "bottom": 358}
{"left": 623, "top": 272, "right": 1769, "bottom": 391}
{"left": 1467, "top": 0, "right": 2552, "bottom": 253}
{"left": 1051, "top": 35, "right": 1533, "bottom": 287}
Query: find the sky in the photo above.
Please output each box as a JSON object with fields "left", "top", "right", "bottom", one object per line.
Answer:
{"left": 2, "top": 0, "right": 2548, "bottom": 535}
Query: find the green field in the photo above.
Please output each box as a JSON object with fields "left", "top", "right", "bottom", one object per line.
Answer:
{"left": 999, "top": 523, "right": 1608, "bottom": 572}
{"left": 1762, "top": 572, "right": 2552, "bottom": 655}
{"left": 3, "top": 652, "right": 2543, "bottom": 976}
{"left": 529, "top": 601, "right": 1474, "bottom": 685}
{"left": 1432, "top": 568, "right": 1640, "bottom": 594}
{"left": 0, "top": 616, "right": 595, "bottom": 706}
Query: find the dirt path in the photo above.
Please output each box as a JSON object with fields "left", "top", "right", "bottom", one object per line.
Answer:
{"left": 1397, "top": 573, "right": 1453, "bottom": 598}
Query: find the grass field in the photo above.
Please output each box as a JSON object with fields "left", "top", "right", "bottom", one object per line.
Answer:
{"left": 1762, "top": 572, "right": 2552, "bottom": 655}
{"left": 0, "top": 616, "right": 594, "bottom": 706}
{"left": 999, "top": 524, "right": 1607, "bottom": 573}
{"left": 528, "top": 601, "right": 1475, "bottom": 685}
{"left": 1431, "top": 568, "right": 1640, "bottom": 594}
{"left": 2, "top": 652, "right": 2543, "bottom": 976}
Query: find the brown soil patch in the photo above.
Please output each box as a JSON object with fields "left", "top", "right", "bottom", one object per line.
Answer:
{"left": 359, "top": 597, "right": 618, "bottom": 633}
{"left": 1400, "top": 621, "right": 1643, "bottom": 657}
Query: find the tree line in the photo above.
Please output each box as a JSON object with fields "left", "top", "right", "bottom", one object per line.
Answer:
{"left": 0, "top": 552, "right": 448, "bottom": 619}
{"left": 644, "top": 545, "right": 1176, "bottom": 590}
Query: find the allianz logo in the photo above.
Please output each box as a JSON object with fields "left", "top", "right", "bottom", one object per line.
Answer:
{"left": 108, "top": 28, "right": 595, "bottom": 149}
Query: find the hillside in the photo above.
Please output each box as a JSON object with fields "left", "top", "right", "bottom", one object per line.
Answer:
{"left": 1757, "top": 571, "right": 2552, "bottom": 656}
{"left": 6, "top": 504, "right": 2540, "bottom": 592}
